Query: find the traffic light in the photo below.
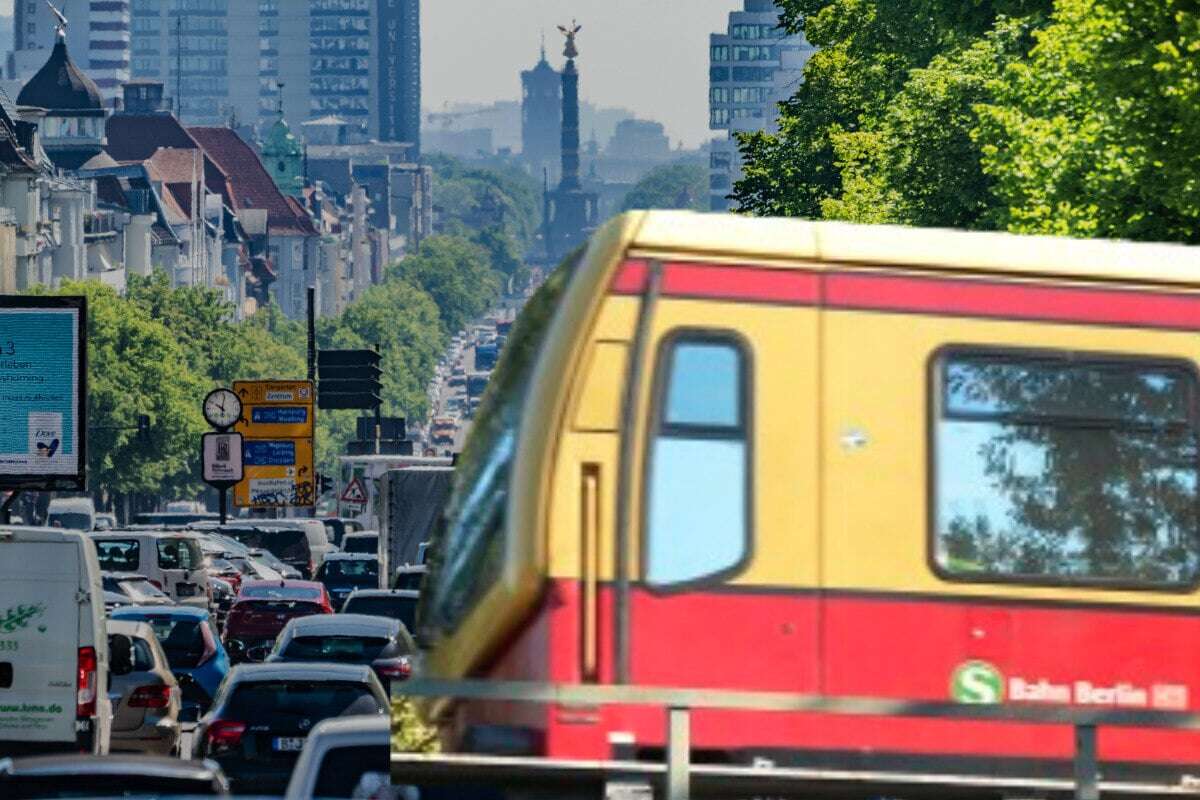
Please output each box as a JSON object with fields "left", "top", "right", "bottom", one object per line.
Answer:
{"left": 137, "top": 414, "right": 152, "bottom": 445}
{"left": 317, "top": 349, "right": 382, "bottom": 410}
{"left": 316, "top": 473, "right": 333, "bottom": 495}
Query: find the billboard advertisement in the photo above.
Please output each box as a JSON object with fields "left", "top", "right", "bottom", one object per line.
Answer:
{"left": 0, "top": 297, "right": 86, "bottom": 491}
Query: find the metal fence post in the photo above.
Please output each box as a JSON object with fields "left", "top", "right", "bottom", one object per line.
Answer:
{"left": 667, "top": 706, "right": 690, "bottom": 800}
{"left": 1074, "top": 723, "right": 1099, "bottom": 800}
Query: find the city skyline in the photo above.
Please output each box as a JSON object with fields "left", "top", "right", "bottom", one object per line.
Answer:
{"left": 424, "top": 0, "right": 736, "bottom": 148}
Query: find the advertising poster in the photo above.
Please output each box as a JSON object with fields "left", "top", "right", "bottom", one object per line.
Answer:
{"left": 0, "top": 298, "right": 85, "bottom": 490}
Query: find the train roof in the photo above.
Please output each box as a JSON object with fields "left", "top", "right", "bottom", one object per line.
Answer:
{"left": 623, "top": 211, "right": 1200, "bottom": 289}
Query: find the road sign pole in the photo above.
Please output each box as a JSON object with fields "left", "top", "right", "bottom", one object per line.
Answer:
{"left": 218, "top": 487, "right": 228, "bottom": 525}
{"left": 307, "top": 286, "right": 316, "bottom": 384}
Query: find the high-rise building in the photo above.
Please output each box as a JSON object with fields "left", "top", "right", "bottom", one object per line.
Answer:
{"left": 708, "top": 0, "right": 814, "bottom": 211}
{"left": 128, "top": 0, "right": 419, "bottom": 147}
{"left": 521, "top": 43, "right": 561, "bottom": 182}
{"left": 10, "top": 0, "right": 131, "bottom": 107}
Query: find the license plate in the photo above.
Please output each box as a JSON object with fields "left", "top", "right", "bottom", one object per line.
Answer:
{"left": 273, "top": 737, "right": 305, "bottom": 751}
{"left": 176, "top": 583, "right": 196, "bottom": 597}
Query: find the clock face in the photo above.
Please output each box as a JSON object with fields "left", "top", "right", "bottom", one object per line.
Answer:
{"left": 204, "top": 389, "right": 242, "bottom": 429}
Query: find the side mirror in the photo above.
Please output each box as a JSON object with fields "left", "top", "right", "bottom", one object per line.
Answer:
{"left": 109, "top": 634, "right": 134, "bottom": 676}
{"left": 246, "top": 645, "right": 270, "bottom": 663}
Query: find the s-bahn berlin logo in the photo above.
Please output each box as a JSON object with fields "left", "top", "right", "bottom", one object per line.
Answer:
{"left": 950, "top": 659, "right": 1190, "bottom": 710}
{"left": 951, "top": 660, "right": 1004, "bottom": 704}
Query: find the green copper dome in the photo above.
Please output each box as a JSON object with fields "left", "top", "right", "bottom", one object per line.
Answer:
{"left": 262, "top": 116, "right": 304, "bottom": 198}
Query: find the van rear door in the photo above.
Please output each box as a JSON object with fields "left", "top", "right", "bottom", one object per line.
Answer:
{"left": 156, "top": 536, "right": 206, "bottom": 604}
{"left": 0, "top": 536, "right": 81, "bottom": 746}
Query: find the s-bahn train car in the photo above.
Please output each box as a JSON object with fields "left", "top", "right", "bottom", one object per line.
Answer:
{"left": 421, "top": 211, "right": 1200, "bottom": 785}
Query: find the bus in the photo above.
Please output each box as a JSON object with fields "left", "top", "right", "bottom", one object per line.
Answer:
{"left": 421, "top": 211, "right": 1200, "bottom": 785}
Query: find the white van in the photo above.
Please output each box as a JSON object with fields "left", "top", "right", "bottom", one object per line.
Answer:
{"left": 90, "top": 531, "right": 210, "bottom": 608}
{"left": 0, "top": 527, "right": 111, "bottom": 756}
{"left": 252, "top": 520, "right": 336, "bottom": 576}
{"left": 45, "top": 497, "right": 95, "bottom": 532}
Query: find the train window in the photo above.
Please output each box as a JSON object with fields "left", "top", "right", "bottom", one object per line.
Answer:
{"left": 645, "top": 336, "right": 750, "bottom": 588}
{"left": 932, "top": 349, "right": 1200, "bottom": 589}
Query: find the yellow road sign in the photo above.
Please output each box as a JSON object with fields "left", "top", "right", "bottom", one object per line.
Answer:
{"left": 233, "top": 380, "right": 314, "bottom": 440}
{"left": 233, "top": 437, "right": 315, "bottom": 508}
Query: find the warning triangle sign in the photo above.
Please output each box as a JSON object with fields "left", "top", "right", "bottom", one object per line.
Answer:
{"left": 340, "top": 477, "right": 368, "bottom": 504}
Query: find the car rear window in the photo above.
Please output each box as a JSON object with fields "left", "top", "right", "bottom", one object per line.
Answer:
{"left": 139, "top": 617, "right": 208, "bottom": 669}
{"left": 224, "top": 680, "right": 382, "bottom": 721}
{"left": 240, "top": 584, "right": 320, "bottom": 601}
{"left": 313, "top": 744, "right": 389, "bottom": 798}
{"left": 223, "top": 528, "right": 309, "bottom": 561}
{"left": 95, "top": 539, "right": 140, "bottom": 571}
{"left": 342, "top": 596, "right": 417, "bottom": 631}
{"left": 282, "top": 635, "right": 392, "bottom": 662}
{"left": 158, "top": 538, "right": 202, "bottom": 570}
{"left": 341, "top": 535, "right": 378, "bottom": 554}
{"left": 236, "top": 599, "right": 323, "bottom": 615}
{"left": 321, "top": 560, "right": 378, "bottom": 580}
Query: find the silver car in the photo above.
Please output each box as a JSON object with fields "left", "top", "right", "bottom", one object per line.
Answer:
{"left": 107, "top": 619, "right": 182, "bottom": 755}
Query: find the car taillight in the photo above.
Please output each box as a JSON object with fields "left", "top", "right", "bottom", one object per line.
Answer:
{"left": 129, "top": 684, "right": 171, "bottom": 709}
{"left": 205, "top": 720, "right": 246, "bottom": 750}
{"left": 376, "top": 656, "right": 412, "bottom": 680}
{"left": 76, "top": 647, "right": 97, "bottom": 717}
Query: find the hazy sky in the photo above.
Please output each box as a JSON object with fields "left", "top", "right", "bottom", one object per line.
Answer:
{"left": 424, "top": 1, "right": 737, "bottom": 148}
{"left": 0, "top": 0, "right": 737, "bottom": 146}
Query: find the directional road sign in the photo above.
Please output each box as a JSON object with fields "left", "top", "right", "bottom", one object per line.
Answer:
{"left": 234, "top": 380, "right": 314, "bottom": 439}
{"left": 232, "top": 380, "right": 315, "bottom": 508}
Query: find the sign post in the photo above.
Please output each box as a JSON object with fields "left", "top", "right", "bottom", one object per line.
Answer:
{"left": 232, "top": 380, "right": 316, "bottom": 510}
{"left": 0, "top": 297, "right": 87, "bottom": 522}
{"left": 201, "top": 432, "right": 243, "bottom": 524}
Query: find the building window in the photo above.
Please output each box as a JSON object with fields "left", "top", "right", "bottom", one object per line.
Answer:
{"left": 932, "top": 349, "right": 1200, "bottom": 588}
{"left": 645, "top": 335, "right": 751, "bottom": 588}
{"left": 710, "top": 87, "right": 730, "bottom": 104}
{"left": 710, "top": 45, "right": 729, "bottom": 63}
{"left": 710, "top": 108, "right": 730, "bottom": 127}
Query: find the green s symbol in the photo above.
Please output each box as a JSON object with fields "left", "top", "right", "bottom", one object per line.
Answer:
{"left": 951, "top": 660, "right": 1004, "bottom": 704}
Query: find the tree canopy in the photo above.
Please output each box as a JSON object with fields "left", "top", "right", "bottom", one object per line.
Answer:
{"left": 620, "top": 162, "right": 708, "bottom": 213}
{"left": 733, "top": 0, "right": 1200, "bottom": 244}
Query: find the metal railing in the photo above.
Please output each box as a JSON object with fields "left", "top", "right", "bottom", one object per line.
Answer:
{"left": 392, "top": 678, "right": 1200, "bottom": 800}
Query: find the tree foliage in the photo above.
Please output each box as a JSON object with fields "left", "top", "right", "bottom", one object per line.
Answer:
{"left": 732, "top": 0, "right": 1200, "bottom": 244}
{"left": 388, "top": 235, "right": 502, "bottom": 336}
{"left": 620, "top": 162, "right": 708, "bottom": 212}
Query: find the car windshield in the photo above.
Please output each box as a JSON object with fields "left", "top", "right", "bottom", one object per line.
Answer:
{"left": 281, "top": 635, "right": 392, "bottom": 662}
{"left": 341, "top": 535, "right": 378, "bottom": 554}
{"left": 135, "top": 615, "right": 208, "bottom": 669}
{"left": 342, "top": 595, "right": 418, "bottom": 630}
{"left": 47, "top": 512, "right": 92, "bottom": 531}
{"left": 94, "top": 540, "right": 140, "bottom": 571}
{"left": 157, "top": 538, "right": 202, "bottom": 570}
{"left": 224, "top": 680, "right": 381, "bottom": 721}
{"left": 313, "top": 744, "right": 390, "bottom": 798}
{"left": 240, "top": 584, "right": 319, "bottom": 601}
{"left": 222, "top": 528, "right": 308, "bottom": 561}
{"left": 321, "top": 560, "right": 378, "bottom": 580}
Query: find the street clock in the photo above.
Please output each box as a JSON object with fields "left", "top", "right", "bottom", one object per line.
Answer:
{"left": 203, "top": 388, "right": 242, "bottom": 430}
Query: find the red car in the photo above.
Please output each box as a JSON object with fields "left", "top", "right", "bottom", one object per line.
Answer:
{"left": 222, "top": 580, "right": 332, "bottom": 663}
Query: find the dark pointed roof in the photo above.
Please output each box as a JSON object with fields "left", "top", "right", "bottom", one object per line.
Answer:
{"left": 17, "top": 38, "right": 105, "bottom": 114}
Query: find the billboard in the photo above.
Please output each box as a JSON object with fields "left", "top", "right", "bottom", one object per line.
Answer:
{"left": 0, "top": 297, "right": 86, "bottom": 491}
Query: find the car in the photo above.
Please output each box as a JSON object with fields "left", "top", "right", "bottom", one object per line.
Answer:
{"left": 391, "top": 563, "right": 426, "bottom": 591}
{"left": 90, "top": 531, "right": 210, "bottom": 608}
{"left": 193, "top": 662, "right": 388, "bottom": 794}
{"left": 339, "top": 531, "right": 379, "bottom": 556}
{"left": 100, "top": 572, "right": 173, "bottom": 609}
{"left": 93, "top": 513, "right": 117, "bottom": 532}
{"left": 105, "top": 620, "right": 181, "bottom": 755}
{"left": 322, "top": 517, "right": 365, "bottom": 548}
{"left": 341, "top": 588, "right": 419, "bottom": 634}
{"left": 134, "top": 510, "right": 219, "bottom": 526}
{"left": 251, "top": 519, "right": 337, "bottom": 575}
{"left": 284, "top": 714, "right": 391, "bottom": 800}
{"left": 212, "top": 524, "right": 325, "bottom": 579}
{"left": 109, "top": 606, "right": 230, "bottom": 722}
{"left": 267, "top": 613, "right": 415, "bottom": 690}
{"left": 0, "top": 754, "right": 229, "bottom": 797}
{"left": 207, "top": 577, "right": 235, "bottom": 629}
{"left": 244, "top": 547, "right": 302, "bottom": 579}
{"left": 315, "top": 552, "right": 379, "bottom": 610}
{"left": 202, "top": 554, "right": 243, "bottom": 595}
{"left": 227, "top": 552, "right": 283, "bottom": 582}
{"left": 45, "top": 497, "right": 96, "bottom": 533}
{"left": 0, "top": 526, "right": 111, "bottom": 756}
{"left": 223, "top": 580, "right": 332, "bottom": 663}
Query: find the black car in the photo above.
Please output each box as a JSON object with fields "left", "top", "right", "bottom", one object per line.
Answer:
{"left": 315, "top": 553, "right": 379, "bottom": 610}
{"left": 342, "top": 588, "right": 420, "bottom": 633}
{"left": 215, "top": 525, "right": 314, "bottom": 579}
{"left": 194, "top": 662, "right": 388, "bottom": 794}
{"left": 267, "top": 613, "right": 416, "bottom": 690}
{"left": 0, "top": 754, "right": 230, "bottom": 797}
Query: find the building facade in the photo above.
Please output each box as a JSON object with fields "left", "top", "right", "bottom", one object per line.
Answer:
{"left": 708, "top": 0, "right": 814, "bottom": 210}
{"left": 10, "top": 0, "right": 131, "bottom": 107}
{"left": 520, "top": 47, "right": 561, "bottom": 184}
{"left": 127, "top": 0, "right": 419, "bottom": 147}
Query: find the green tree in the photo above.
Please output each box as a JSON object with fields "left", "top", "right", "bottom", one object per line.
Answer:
{"left": 621, "top": 162, "right": 708, "bottom": 212}
{"left": 389, "top": 236, "right": 502, "bottom": 335}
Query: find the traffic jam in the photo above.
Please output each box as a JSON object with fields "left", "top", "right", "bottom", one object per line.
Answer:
{"left": 0, "top": 298, "right": 498, "bottom": 798}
